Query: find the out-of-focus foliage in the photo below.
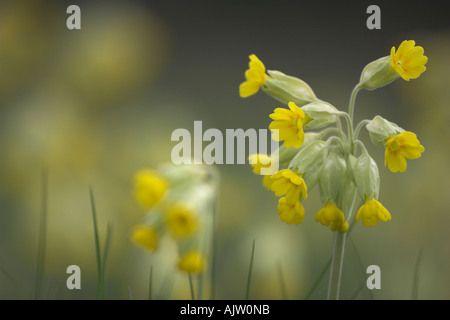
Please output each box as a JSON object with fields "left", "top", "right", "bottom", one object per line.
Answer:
{"left": 0, "top": 0, "right": 448, "bottom": 300}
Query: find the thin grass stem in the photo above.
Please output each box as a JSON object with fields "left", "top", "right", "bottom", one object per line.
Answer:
{"left": 34, "top": 168, "right": 48, "bottom": 300}
{"left": 245, "top": 239, "right": 256, "bottom": 300}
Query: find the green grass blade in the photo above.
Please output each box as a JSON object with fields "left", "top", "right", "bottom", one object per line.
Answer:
{"left": 100, "top": 221, "right": 113, "bottom": 298}
{"left": 189, "top": 273, "right": 195, "bottom": 300}
{"left": 209, "top": 176, "right": 219, "bottom": 300}
{"left": 349, "top": 282, "right": 366, "bottom": 300}
{"left": 245, "top": 239, "right": 256, "bottom": 300}
{"left": 34, "top": 168, "right": 48, "bottom": 300}
{"left": 304, "top": 258, "right": 331, "bottom": 300}
{"left": 0, "top": 264, "right": 31, "bottom": 298}
{"left": 89, "top": 186, "right": 103, "bottom": 299}
{"left": 350, "top": 239, "right": 374, "bottom": 300}
{"left": 148, "top": 265, "right": 153, "bottom": 300}
{"left": 412, "top": 249, "right": 423, "bottom": 300}
{"left": 277, "top": 261, "right": 288, "bottom": 300}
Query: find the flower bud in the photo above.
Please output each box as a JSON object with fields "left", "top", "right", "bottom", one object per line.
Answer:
{"left": 365, "top": 115, "right": 404, "bottom": 147}
{"left": 302, "top": 101, "right": 344, "bottom": 130}
{"left": 353, "top": 153, "right": 380, "bottom": 201}
{"left": 262, "top": 70, "right": 318, "bottom": 106}
{"left": 359, "top": 56, "right": 400, "bottom": 90}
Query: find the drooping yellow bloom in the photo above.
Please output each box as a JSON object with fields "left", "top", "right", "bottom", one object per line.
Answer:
{"left": 166, "top": 203, "right": 199, "bottom": 238}
{"left": 384, "top": 131, "right": 424, "bottom": 173}
{"left": 356, "top": 198, "right": 391, "bottom": 227}
{"left": 270, "top": 169, "right": 307, "bottom": 204}
{"left": 239, "top": 54, "right": 268, "bottom": 98}
{"left": 315, "top": 202, "right": 348, "bottom": 233}
{"left": 131, "top": 225, "right": 159, "bottom": 251}
{"left": 134, "top": 169, "right": 168, "bottom": 208}
{"left": 390, "top": 40, "right": 428, "bottom": 81}
{"left": 269, "top": 102, "right": 306, "bottom": 148}
{"left": 277, "top": 197, "right": 305, "bottom": 224}
{"left": 178, "top": 251, "right": 206, "bottom": 274}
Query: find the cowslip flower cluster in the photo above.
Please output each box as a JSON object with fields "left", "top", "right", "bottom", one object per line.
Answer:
{"left": 131, "top": 165, "right": 216, "bottom": 274}
{"left": 243, "top": 40, "right": 427, "bottom": 231}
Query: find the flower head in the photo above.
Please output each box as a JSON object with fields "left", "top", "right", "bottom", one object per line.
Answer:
{"left": 390, "top": 40, "right": 428, "bottom": 81}
{"left": 131, "top": 225, "right": 159, "bottom": 251}
{"left": 270, "top": 169, "right": 307, "bottom": 204}
{"left": 134, "top": 169, "right": 168, "bottom": 208}
{"left": 384, "top": 131, "right": 424, "bottom": 173}
{"left": 356, "top": 198, "right": 391, "bottom": 227}
{"left": 239, "top": 54, "right": 268, "bottom": 98}
{"left": 315, "top": 201, "right": 348, "bottom": 233}
{"left": 166, "top": 203, "right": 199, "bottom": 238}
{"left": 269, "top": 102, "right": 306, "bottom": 148}
{"left": 277, "top": 197, "right": 305, "bottom": 224}
{"left": 178, "top": 251, "right": 206, "bottom": 274}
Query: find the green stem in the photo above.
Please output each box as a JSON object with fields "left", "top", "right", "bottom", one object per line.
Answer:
{"left": 354, "top": 120, "right": 370, "bottom": 141}
{"left": 327, "top": 191, "right": 358, "bottom": 300}
{"left": 327, "top": 231, "right": 346, "bottom": 300}
{"left": 348, "top": 85, "right": 362, "bottom": 153}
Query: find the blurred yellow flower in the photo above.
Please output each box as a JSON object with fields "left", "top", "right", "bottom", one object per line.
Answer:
{"left": 384, "top": 131, "right": 424, "bottom": 173}
{"left": 131, "top": 225, "right": 159, "bottom": 251}
{"left": 270, "top": 169, "right": 307, "bottom": 204}
{"left": 315, "top": 202, "right": 348, "bottom": 233}
{"left": 178, "top": 251, "right": 206, "bottom": 274}
{"left": 134, "top": 169, "right": 168, "bottom": 208}
{"left": 356, "top": 198, "right": 391, "bottom": 227}
{"left": 269, "top": 102, "right": 306, "bottom": 148}
{"left": 263, "top": 175, "right": 274, "bottom": 190}
{"left": 277, "top": 197, "right": 305, "bottom": 224}
{"left": 166, "top": 204, "right": 199, "bottom": 238}
{"left": 248, "top": 154, "right": 272, "bottom": 175}
{"left": 390, "top": 40, "right": 428, "bottom": 81}
{"left": 239, "top": 54, "right": 268, "bottom": 97}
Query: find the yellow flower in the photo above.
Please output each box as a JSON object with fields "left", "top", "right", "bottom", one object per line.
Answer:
{"left": 315, "top": 202, "right": 348, "bottom": 233}
{"left": 239, "top": 54, "right": 268, "bottom": 98}
{"left": 131, "top": 225, "right": 159, "bottom": 251}
{"left": 134, "top": 169, "right": 168, "bottom": 208}
{"left": 178, "top": 251, "right": 206, "bottom": 274}
{"left": 384, "top": 131, "right": 424, "bottom": 173}
{"left": 248, "top": 154, "right": 272, "bottom": 175}
{"left": 166, "top": 203, "right": 199, "bottom": 238}
{"left": 277, "top": 197, "right": 305, "bottom": 224}
{"left": 390, "top": 40, "right": 428, "bottom": 81}
{"left": 270, "top": 169, "right": 307, "bottom": 204}
{"left": 249, "top": 154, "right": 276, "bottom": 189}
{"left": 262, "top": 175, "right": 274, "bottom": 190}
{"left": 269, "top": 102, "right": 306, "bottom": 148}
{"left": 356, "top": 198, "right": 391, "bottom": 227}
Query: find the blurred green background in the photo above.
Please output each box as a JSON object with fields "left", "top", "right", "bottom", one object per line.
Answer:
{"left": 0, "top": 0, "right": 449, "bottom": 299}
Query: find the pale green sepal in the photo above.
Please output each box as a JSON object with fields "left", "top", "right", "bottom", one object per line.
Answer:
{"left": 262, "top": 70, "right": 318, "bottom": 106}
{"left": 353, "top": 153, "right": 380, "bottom": 201}
{"left": 288, "top": 141, "right": 327, "bottom": 189}
{"left": 359, "top": 56, "right": 400, "bottom": 91}
{"left": 366, "top": 115, "right": 404, "bottom": 147}
{"left": 302, "top": 101, "right": 344, "bottom": 130}
{"left": 318, "top": 152, "right": 347, "bottom": 205}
